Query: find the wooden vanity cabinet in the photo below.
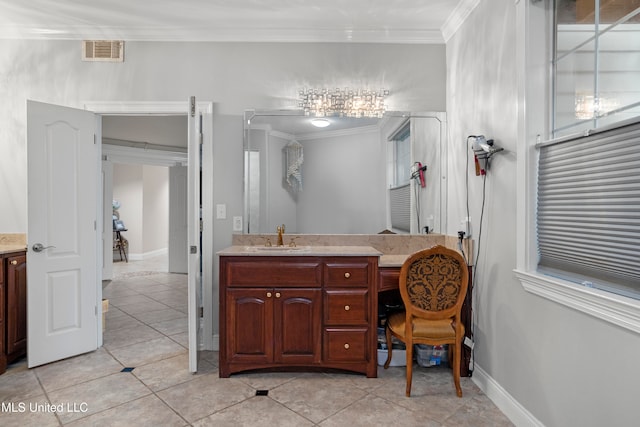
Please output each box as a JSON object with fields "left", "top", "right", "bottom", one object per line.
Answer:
{"left": 220, "top": 255, "right": 378, "bottom": 378}
{"left": 0, "top": 257, "right": 5, "bottom": 374}
{"left": 5, "top": 252, "right": 27, "bottom": 364}
{"left": 0, "top": 251, "right": 27, "bottom": 374}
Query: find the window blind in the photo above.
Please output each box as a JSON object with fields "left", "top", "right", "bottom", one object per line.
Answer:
{"left": 537, "top": 119, "right": 640, "bottom": 298}
{"left": 390, "top": 184, "right": 411, "bottom": 232}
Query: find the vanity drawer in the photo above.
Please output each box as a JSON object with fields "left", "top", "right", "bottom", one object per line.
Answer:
{"left": 324, "top": 289, "right": 368, "bottom": 325}
{"left": 324, "top": 260, "right": 370, "bottom": 287}
{"left": 223, "top": 257, "right": 322, "bottom": 287}
{"left": 323, "top": 328, "right": 368, "bottom": 362}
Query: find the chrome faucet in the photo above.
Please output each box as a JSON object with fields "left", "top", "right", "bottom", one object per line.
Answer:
{"left": 276, "top": 224, "right": 285, "bottom": 246}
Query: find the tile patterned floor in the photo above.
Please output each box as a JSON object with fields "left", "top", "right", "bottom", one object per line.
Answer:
{"left": 0, "top": 255, "right": 514, "bottom": 426}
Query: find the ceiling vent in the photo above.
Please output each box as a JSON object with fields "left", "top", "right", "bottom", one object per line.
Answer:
{"left": 82, "top": 40, "right": 124, "bottom": 62}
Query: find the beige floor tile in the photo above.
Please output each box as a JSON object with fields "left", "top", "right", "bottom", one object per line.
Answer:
{"left": 149, "top": 317, "right": 188, "bottom": 336}
{"left": 103, "top": 324, "right": 165, "bottom": 350}
{"left": 193, "top": 395, "right": 314, "bottom": 427}
{"left": 232, "top": 371, "right": 299, "bottom": 391}
{"left": 65, "top": 394, "right": 187, "bottom": 427}
{"left": 104, "top": 306, "right": 129, "bottom": 320}
{"left": 109, "top": 336, "right": 186, "bottom": 367}
{"left": 47, "top": 372, "right": 151, "bottom": 424}
{"left": 157, "top": 375, "right": 255, "bottom": 422}
{"left": 0, "top": 363, "right": 43, "bottom": 403}
{"left": 268, "top": 375, "right": 368, "bottom": 424}
{"left": 132, "top": 353, "right": 215, "bottom": 392}
{"left": 319, "top": 395, "right": 441, "bottom": 427}
{"left": 0, "top": 395, "right": 60, "bottom": 427}
{"left": 104, "top": 314, "right": 143, "bottom": 331}
{"left": 35, "top": 348, "right": 124, "bottom": 393}
{"left": 168, "top": 332, "right": 189, "bottom": 348}
{"left": 115, "top": 300, "right": 173, "bottom": 316}
{"left": 108, "top": 294, "right": 158, "bottom": 308}
{"left": 131, "top": 308, "right": 186, "bottom": 324}
{"left": 442, "top": 394, "right": 514, "bottom": 427}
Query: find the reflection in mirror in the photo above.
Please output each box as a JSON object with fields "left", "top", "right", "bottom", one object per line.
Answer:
{"left": 243, "top": 110, "right": 446, "bottom": 235}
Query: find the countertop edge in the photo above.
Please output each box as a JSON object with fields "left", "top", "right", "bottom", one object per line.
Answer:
{"left": 217, "top": 245, "right": 382, "bottom": 257}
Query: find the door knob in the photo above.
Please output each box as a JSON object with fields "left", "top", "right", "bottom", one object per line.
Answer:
{"left": 32, "top": 243, "right": 55, "bottom": 252}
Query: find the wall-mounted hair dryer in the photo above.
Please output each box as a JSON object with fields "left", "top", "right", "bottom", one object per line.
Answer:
{"left": 411, "top": 162, "right": 427, "bottom": 187}
{"left": 470, "top": 135, "right": 503, "bottom": 176}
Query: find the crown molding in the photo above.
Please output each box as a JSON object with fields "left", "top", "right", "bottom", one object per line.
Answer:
{"left": 0, "top": 25, "right": 445, "bottom": 44}
{"left": 441, "top": 0, "right": 481, "bottom": 43}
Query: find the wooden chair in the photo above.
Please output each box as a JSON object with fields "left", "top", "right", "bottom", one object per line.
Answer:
{"left": 384, "top": 245, "right": 469, "bottom": 397}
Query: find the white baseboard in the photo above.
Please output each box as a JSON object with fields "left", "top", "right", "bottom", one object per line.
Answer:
{"left": 125, "top": 247, "right": 168, "bottom": 261}
{"left": 472, "top": 364, "right": 544, "bottom": 427}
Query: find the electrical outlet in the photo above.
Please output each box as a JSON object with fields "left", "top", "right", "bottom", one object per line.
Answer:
{"left": 216, "top": 204, "right": 226, "bottom": 219}
{"left": 233, "top": 216, "right": 243, "bottom": 231}
{"left": 460, "top": 217, "right": 472, "bottom": 237}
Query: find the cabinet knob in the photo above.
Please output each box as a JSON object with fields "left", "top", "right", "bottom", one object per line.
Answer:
{"left": 344, "top": 343, "right": 350, "bottom": 349}
{"left": 275, "top": 292, "right": 281, "bottom": 298}
{"left": 344, "top": 305, "right": 350, "bottom": 311}
{"left": 266, "top": 292, "right": 272, "bottom": 298}
{"left": 344, "top": 272, "right": 351, "bottom": 279}
{"left": 10, "top": 260, "right": 18, "bottom": 265}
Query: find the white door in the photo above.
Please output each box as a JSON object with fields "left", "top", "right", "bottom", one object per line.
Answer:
{"left": 187, "top": 97, "right": 202, "bottom": 372}
{"left": 27, "top": 100, "right": 100, "bottom": 368}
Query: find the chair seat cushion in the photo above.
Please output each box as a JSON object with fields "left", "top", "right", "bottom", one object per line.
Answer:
{"left": 387, "top": 311, "right": 459, "bottom": 340}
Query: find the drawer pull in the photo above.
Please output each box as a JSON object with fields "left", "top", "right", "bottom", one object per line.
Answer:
{"left": 344, "top": 343, "right": 350, "bottom": 349}
{"left": 344, "top": 272, "right": 351, "bottom": 279}
{"left": 10, "top": 260, "right": 18, "bottom": 265}
{"left": 344, "top": 305, "right": 350, "bottom": 311}
{"left": 275, "top": 292, "right": 281, "bottom": 298}
{"left": 266, "top": 292, "right": 272, "bottom": 298}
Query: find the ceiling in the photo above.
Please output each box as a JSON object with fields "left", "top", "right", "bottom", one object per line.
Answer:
{"left": 0, "top": 0, "right": 472, "bottom": 43}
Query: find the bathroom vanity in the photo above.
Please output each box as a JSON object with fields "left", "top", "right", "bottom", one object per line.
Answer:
{"left": 218, "top": 246, "right": 380, "bottom": 378}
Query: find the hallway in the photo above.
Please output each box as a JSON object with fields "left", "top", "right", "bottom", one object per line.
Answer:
{"left": 0, "top": 256, "right": 513, "bottom": 426}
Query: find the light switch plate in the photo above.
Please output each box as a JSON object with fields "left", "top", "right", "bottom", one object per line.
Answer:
{"left": 216, "top": 204, "right": 226, "bottom": 219}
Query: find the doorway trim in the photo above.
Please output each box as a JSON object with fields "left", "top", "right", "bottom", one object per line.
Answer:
{"left": 85, "top": 100, "right": 215, "bottom": 351}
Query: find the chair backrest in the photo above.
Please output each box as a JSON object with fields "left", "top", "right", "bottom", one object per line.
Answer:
{"left": 398, "top": 245, "right": 469, "bottom": 321}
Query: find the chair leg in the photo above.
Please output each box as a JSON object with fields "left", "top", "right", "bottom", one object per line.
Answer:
{"left": 405, "top": 343, "right": 413, "bottom": 397}
{"left": 383, "top": 325, "right": 393, "bottom": 369}
{"left": 453, "top": 341, "right": 462, "bottom": 397}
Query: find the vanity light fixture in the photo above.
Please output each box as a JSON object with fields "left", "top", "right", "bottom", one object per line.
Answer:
{"left": 298, "top": 88, "right": 388, "bottom": 118}
{"left": 310, "top": 118, "right": 330, "bottom": 128}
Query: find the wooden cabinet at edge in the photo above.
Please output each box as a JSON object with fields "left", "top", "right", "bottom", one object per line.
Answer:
{"left": 0, "top": 251, "right": 27, "bottom": 375}
{"left": 219, "top": 255, "right": 378, "bottom": 378}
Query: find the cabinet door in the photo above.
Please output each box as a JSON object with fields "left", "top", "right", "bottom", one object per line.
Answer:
{"left": 226, "top": 288, "right": 274, "bottom": 364}
{"left": 0, "top": 257, "right": 5, "bottom": 374}
{"left": 6, "top": 253, "right": 27, "bottom": 362}
{"left": 275, "top": 289, "right": 322, "bottom": 364}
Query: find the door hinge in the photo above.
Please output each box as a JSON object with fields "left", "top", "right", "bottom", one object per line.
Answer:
{"left": 190, "top": 245, "right": 198, "bottom": 254}
{"left": 199, "top": 307, "right": 204, "bottom": 318}
{"left": 94, "top": 134, "right": 97, "bottom": 144}
{"left": 190, "top": 96, "right": 196, "bottom": 117}
{"left": 199, "top": 219, "right": 203, "bottom": 233}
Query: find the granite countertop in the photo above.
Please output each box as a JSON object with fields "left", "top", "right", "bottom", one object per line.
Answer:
{"left": 0, "top": 244, "right": 28, "bottom": 255}
{"left": 378, "top": 254, "right": 409, "bottom": 268}
{"left": 217, "top": 245, "right": 382, "bottom": 257}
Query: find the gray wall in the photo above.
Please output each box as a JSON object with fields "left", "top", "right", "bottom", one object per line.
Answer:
{"left": 447, "top": 1, "right": 640, "bottom": 426}
{"left": 0, "top": 41, "right": 445, "bottom": 233}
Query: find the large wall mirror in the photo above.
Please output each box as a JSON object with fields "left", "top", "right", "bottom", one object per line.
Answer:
{"left": 243, "top": 110, "right": 447, "bottom": 235}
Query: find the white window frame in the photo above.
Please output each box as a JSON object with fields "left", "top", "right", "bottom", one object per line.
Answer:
{"left": 514, "top": 0, "right": 640, "bottom": 335}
